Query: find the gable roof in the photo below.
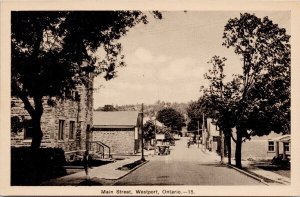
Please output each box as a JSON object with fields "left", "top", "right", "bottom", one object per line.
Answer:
{"left": 93, "top": 111, "right": 140, "bottom": 127}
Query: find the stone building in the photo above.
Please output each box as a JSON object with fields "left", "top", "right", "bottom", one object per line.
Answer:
{"left": 91, "top": 111, "right": 142, "bottom": 155}
{"left": 11, "top": 82, "right": 93, "bottom": 162}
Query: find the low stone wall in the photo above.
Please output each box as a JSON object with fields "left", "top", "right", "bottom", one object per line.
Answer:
{"left": 92, "top": 130, "right": 135, "bottom": 155}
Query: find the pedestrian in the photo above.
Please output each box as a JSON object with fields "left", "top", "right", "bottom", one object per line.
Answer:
{"left": 83, "top": 150, "right": 91, "bottom": 180}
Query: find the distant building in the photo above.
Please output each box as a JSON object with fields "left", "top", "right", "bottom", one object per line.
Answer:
{"left": 205, "top": 118, "right": 290, "bottom": 160}
{"left": 206, "top": 118, "right": 219, "bottom": 151}
{"left": 230, "top": 131, "right": 290, "bottom": 160}
{"left": 91, "top": 111, "right": 142, "bottom": 155}
{"left": 266, "top": 134, "right": 290, "bottom": 160}
{"left": 11, "top": 83, "right": 93, "bottom": 162}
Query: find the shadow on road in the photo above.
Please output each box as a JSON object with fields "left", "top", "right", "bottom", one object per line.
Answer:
{"left": 198, "top": 163, "right": 229, "bottom": 168}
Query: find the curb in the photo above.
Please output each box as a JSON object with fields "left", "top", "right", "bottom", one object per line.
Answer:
{"left": 226, "top": 164, "right": 269, "bottom": 185}
{"left": 118, "top": 159, "right": 150, "bottom": 180}
{"left": 267, "top": 178, "right": 290, "bottom": 185}
{"left": 110, "top": 160, "right": 150, "bottom": 184}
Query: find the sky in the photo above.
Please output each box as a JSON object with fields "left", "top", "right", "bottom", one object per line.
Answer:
{"left": 93, "top": 11, "right": 290, "bottom": 109}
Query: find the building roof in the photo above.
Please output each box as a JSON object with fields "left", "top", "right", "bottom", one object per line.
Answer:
{"left": 269, "top": 134, "right": 291, "bottom": 143}
{"left": 143, "top": 116, "right": 165, "bottom": 127}
{"left": 93, "top": 111, "right": 140, "bottom": 127}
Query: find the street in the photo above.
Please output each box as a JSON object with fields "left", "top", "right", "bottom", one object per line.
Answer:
{"left": 114, "top": 137, "right": 263, "bottom": 185}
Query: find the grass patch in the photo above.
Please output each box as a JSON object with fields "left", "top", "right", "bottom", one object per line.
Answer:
{"left": 116, "top": 159, "right": 145, "bottom": 171}
{"left": 256, "top": 165, "right": 290, "bottom": 178}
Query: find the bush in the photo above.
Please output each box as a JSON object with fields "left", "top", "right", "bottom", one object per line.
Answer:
{"left": 271, "top": 155, "right": 290, "bottom": 169}
{"left": 11, "top": 147, "right": 67, "bottom": 185}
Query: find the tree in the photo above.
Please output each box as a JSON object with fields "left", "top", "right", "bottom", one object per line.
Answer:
{"left": 221, "top": 13, "right": 290, "bottom": 168}
{"left": 201, "top": 56, "right": 237, "bottom": 164}
{"left": 186, "top": 100, "right": 203, "bottom": 133}
{"left": 11, "top": 11, "right": 162, "bottom": 149}
{"left": 201, "top": 13, "right": 290, "bottom": 168}
{"left": 164, "top": 130, "right": 175, "bottom": 143}
{"left": 156, "top": 107, "right": 184, "bottom": 132}
{"left": 143, "top": 100, "right": 187, "bottom": 118}
{"left": 203, "top": 56, "right": 226, "bottom": 163}
{"left": 143, "top": 120, "right": 157, "bottom": 145}
{"left": 102, "top": 105, "right": 118, "bottom": 111}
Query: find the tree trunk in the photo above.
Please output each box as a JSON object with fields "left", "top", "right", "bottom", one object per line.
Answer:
{"left": 220, "top": 130, "right": 224, "bottom": 163}
{"left": 225, "top": 132, "right": 231, "bottom": 165}
{"left": 235, "top": 128, "right": 243, "bottom": 168}
{"left": 31, "top": 113, "right": 43, "bottom": 150}
{"left": 31, "top": 96, "right": 44, "bottom": 150}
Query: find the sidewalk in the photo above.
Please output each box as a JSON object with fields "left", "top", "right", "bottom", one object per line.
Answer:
{"left": 200, "top": 149, "right": 290, "bottom": 185}
{"left": 241, "top": 160, "right": 291, "bottom": 185}
{"left": 41, "top": 155, "right": 148, "bottom": 186}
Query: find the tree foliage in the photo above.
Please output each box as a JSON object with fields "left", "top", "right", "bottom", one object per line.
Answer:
{"left": 164, "top": 130, "right": 175, "bottom": 142}
{"left": 222, "top": 13, "right": 290, "bottom": 136}
{"left": 157, "top": 107, "right": 184, "bottom": 132}
{"left": 11, "top": 11, "right": 162, "bottom": 149}
{"left": 201, "top": 56, "right": 237, "bottom": 164}
{"left": 201, "top": 56, "right": 237, "bottom": 133}
{"left": 143, "top": 120, "right": 158, "bottom": 142}
{"left": 186, "top": 100, "right": 204, "bottom": 132}
{"left": 143, "top": 100, "right": 188, "bottom": 118}
{"left": 95, "top": 105, "right": 118, "bottom": 111}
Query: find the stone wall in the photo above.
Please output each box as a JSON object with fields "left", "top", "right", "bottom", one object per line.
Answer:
{"left": 92, "top": 130, "right": 136, "bottom": 155}
{"left": 11, "top": 98, "right": 58, "bottom": 148}
{"left": 11, "top": 83, "right": 93, "bottom": 162}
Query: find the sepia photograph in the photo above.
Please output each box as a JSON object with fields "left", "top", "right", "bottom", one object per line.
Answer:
{"left": 1, "top": 0, "right": 300, "bottom": 196}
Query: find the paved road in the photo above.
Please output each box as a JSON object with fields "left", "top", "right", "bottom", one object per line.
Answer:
{"left": 114, "top": 137, "right": 263, "bottom": 185}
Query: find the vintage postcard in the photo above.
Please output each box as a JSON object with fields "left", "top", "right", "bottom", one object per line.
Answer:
{"left": 1, "top": 0, "right": 300, "bottom": 196}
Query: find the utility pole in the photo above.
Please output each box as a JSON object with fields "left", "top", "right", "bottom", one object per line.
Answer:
{"left": 197, "top": 120, "right": 200, "bottom": 148}
{"left": 141, "top": 103, "right": 145, "bottom": 161}
{"left": 225, "top": 132, "right": 231, "bottom": 164}
{"left": 220, "top": 77, "right": 225, "bottom": 164}
{"left": 154, "top": 116, "right": 157, "bottom": 155}
{"left": 202, "top": 113, "right": 205, "bottom": 151}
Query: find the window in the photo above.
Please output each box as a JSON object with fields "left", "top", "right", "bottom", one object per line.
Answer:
{"left": 268, "top": 141, "right": 275, "bottom": 152}
{"left": 284, "top": 143, "right": 290, "bottom": 152}
{"left": 215, "top": 124, "right": 219, "bottom": 131}
{"left": 58, "top": 120, "right": 65, "bottom": 140}
{"left": 69, "top": 121, "right": 75, "bottom": 140}
{"left": 65, "top": 90, "right": 80, "bottom": 101}
{"left": 24, "top": 119, "right": 33, "bottom": 139}
{"left": 213, "top": 136, "right": 218, "bottom": 142}
{"left": 74, "top": 91, "right": 80, "bottom": 101}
